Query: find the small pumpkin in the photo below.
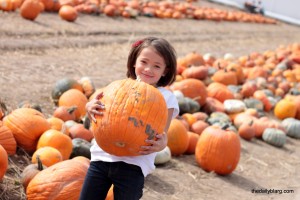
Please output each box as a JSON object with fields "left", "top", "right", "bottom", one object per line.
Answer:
{"left": 224, "top": 99, "right": 246, "bottom": 114}
{"left": 0, "top": 144, "right": 8, "bottom": 180}
{"left": 170, "top": 78, "right": 207, "bottom": 106}
{"left": 21, "top": 155, "right": 46, "bottom": 191}
{"left": 154, "top": 146, "right": 171, "bottom": 165}
{"left": 274, "top": 98, "right": 297, "bottom": 120}
{"left": 59, "top": 5, "right": 78, "bottom": 22}
{"left": 37, "top": 129, "right": 73, "bottom": 160}
{"left": 0, "top": 121, "right": 17, "bottom": 155}
{"left": 91, "top": 79, "right": 168, "bottom": 156}
{"left": 70, "top": 138, "right": 92, "bottom": 159}
{"left": 53, "top": 106, "right": 77, "bottom": 122}
{"left": 58, "top": 89, "right": 88, "bottom": 122}
{"left": 20, "top": 0, "right": 43, "bottom": 20}
{"left": 68, "top": 123, "right": 94, "bottom": 142}
{"left": 51, "top": 78, "right": 83, "bottom": 105}
{"left": 281, "top": 118, "right": 300, "bottom": 139}
{"left": 78, "top": 76, "right": 96, "bottom": 98}
{"left": 262, "top": 128, "right": 286, "bottom": 147}
{"left": 238, "top": 120, "right": 255, "bottom": 141}
{"left": 32, "top": 146, "right": 63, "bottom": 167}
{"left": 167, "top": 119, "right": 189, "bottom": 156}
{"left": 185, "top": 131, "right": 200, "bottom": 154}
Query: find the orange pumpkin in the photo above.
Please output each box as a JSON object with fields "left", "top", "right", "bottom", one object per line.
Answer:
{"left": 0, "top": 144, "right": 8, "bottom": 180}
{"left": 170, "top": 78, "right": 207, "bottom": 106}
{"left": 167, "top": 119, "right": 189, "bottom": 156}
{"left": 238, "top": 120, "right": 255, "bottom": 141}
{"left": 0, "top": 121, "right": 17, "bottom": 155}
{"left": 69, "top": 123, "right": 94, "bottom": 142}
{"left": 274, "top": 98, "right": 297, "bottom": 120}
{"left": 26, "top": 159, "right": 89, "bottom": 200}
{"left": 91, "top": 79, "right": 168, "bottom": 156}
{"left": 207, "top": 82, "right": 234, "bottom": 103}
{"left": 32, "top": 146, "right": 63, "bottom": 167}
{"left": 20, "top": 0, "right": 43, "bottom": 20}
{"left": 185, "top": 131, "right": 199, "bottom": 154}
{"left": 37, "top": 129, "right": 73, "bottom": 160}
{"left": 195, "top": 125, "right": 241, "bottom": 175}
{"left": 21, "top": 155, "right": 46, "bottom": 191}
{"left": 3, "top": 108, "right": 50, "bottom": 153}
{"left": 59, "top": 5, "right": 78, "bottom": 22}
{"left": 53, "top": 106, "right": 77, "bottom": 121}
{"left": 58, "top": 89, "right": 88, "bottom": 121}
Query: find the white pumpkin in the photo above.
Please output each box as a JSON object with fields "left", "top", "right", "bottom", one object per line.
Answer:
{"left": 224, "top": 99, "right": 246, "bottom": 114}
{"left": 154, "top": 146, "right": 171, "bottom": 165}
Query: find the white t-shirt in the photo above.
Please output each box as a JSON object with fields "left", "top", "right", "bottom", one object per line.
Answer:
{"left": 90, "top": 87, "right": 179, "bottom": 177}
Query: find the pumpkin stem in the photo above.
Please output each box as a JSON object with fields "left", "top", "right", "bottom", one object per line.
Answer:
{"left": 248, "top": 120, "right": 254, "bottom": 126}
{"left": 67, "top": 106, "right": 77, "bottom": 114}
{"left": 0, "top": 99, "right": 7, "bottom": 116}
{"left": 36, "top": 155, "right": 44, "bottom": 171}
{"left": 221, "top": 124, "right": 230, "bottom": 130}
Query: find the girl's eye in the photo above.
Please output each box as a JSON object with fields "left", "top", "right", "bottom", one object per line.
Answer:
{"left": 155, "top": 65, "right": 161, "bottom": 69}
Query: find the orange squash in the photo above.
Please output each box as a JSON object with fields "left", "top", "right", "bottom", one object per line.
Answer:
{"left": 0, "top": 144, "right": 8, "bottom": 180}
{"left": 58, "top": 89, "right": 88, "bottom": 122}
{"left": 0, "top": 121, "right": 17, "bottom": 155}
{"left": 32, "top": 146, "right": 63, "bottom": 167}
{"left": 37, "top": 129, "right": 73, "bottom": 160}
{"left": 91, "top": 79, "right": 168, "bottom": 156}
{"left": 59, "top": 5, "right": 78, "bottom": 22}
{"left": 26, "top": 159, "right": 89, "bottom": 200}
{"left": 3, "top": 108, "right": 50, "bottom": 153}
{"left": 167, "top": 119, "right": 189, "bottom": 156}
{"left": 170, "top": 78, "right": 207, "bottom": 106}
{"left": 20, "top": 0, "right": 43, "bottom": 20}
{"left": 195, "top": 125, "right": 241, "bottom": 175}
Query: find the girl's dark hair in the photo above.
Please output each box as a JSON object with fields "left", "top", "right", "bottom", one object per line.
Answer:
{"left": 126, "top": 37, "right": 177, "bottom": 87}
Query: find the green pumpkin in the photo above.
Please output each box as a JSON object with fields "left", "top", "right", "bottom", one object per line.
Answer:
{"left": 51, "top": 78, "right": 83, "bottom": 105}
{"left": 281, "top": 118, "right": 300, "bottom": 139}
{"left": 262, "top": 128, "right": 286, "bottom": 147}
{"left": 207, "top": 112, "right": 231, "bottom": 125}
{"left": 70, "top": 138, "right": 92, "bottom": 159}
{"left": 244, "top": 98, "right": 264, "bottom": 111}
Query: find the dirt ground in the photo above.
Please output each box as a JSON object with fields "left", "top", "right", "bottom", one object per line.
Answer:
{"left": 1, "top": 0, "right": 300, "bottom": 199}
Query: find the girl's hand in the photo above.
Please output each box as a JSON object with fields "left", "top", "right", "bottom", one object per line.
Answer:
{"left": 86, "top": 92, "right": 105, "bottom": 123}
{"left": 139, "top": 132, "right": 168, "bottom": 155}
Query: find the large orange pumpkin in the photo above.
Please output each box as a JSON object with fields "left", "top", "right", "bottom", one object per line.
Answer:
{"left": 91, "top": 79, "right": 168, "bottom": 156}
{"left": 0, "top": 121, "right": 17, "bottom": 155}
{"left": 26, "top": 159, "right": 89, "bottom": 200}
{"left": 195, "top": 125, "right": 241, "bottom": 175}
{"left": 0, "top": 144, "right": 8, "bottom": 180}
{"left": 3, "top": 108, "right": 50, "bottom": 153}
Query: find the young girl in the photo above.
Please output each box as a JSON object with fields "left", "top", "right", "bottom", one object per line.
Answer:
{"left": 79, "top": 37, "right": 179, "bottom": 200}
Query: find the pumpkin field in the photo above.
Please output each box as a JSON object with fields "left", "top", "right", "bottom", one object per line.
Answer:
{"left": 1, "top": 0, "right": 300, "bottom": 199}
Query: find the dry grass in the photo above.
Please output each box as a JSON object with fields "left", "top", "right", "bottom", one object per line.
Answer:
{"left": 0, "top": 148, "right": 31, "bottom": 200}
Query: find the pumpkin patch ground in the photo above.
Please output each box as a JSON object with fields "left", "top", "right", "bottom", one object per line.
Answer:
{"left": 1, "top": 0, "right": 300, "bottom": 199}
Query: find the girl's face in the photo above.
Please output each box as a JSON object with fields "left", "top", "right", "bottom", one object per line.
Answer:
{"left": 134, "top": 47, "right": 167, "bottom": 86}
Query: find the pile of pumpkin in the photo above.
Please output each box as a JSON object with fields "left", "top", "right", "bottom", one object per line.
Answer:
{"left": 0, "top": 0, "right": 277, "bottom": 23}
{"left": 1, "top": 42, "right": 300, "bottom": 199}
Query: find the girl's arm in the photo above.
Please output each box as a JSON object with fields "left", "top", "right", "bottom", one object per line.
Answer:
{"left": 139, "top": 108, "right": 174, "bottom": 155}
